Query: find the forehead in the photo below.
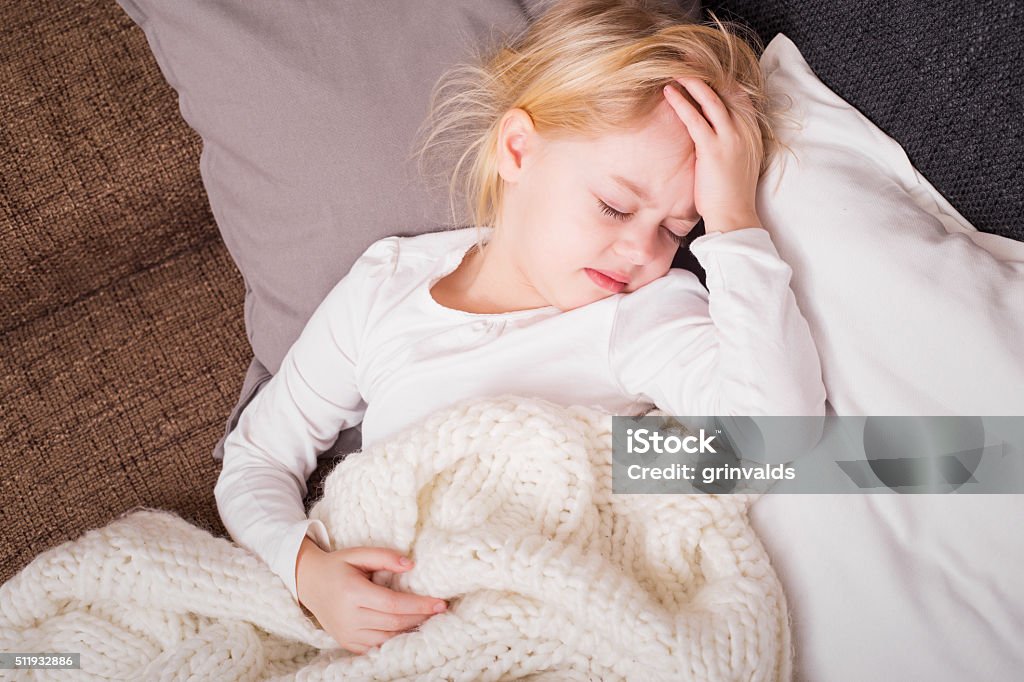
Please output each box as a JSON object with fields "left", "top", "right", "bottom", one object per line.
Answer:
{"left": 547, "top": 100, "right": 695, "bottom": 176}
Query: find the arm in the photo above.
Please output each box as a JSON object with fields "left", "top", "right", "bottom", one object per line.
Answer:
{"left": 214, "top": 237, "right": 396, "bottom": 601}
{"left": 610, "top": 227, "right": 826, "bottom": 417}
{"left": 609, "top": 228, "right": 826, "bottom": 456}
{"left": 624, "top": 77, "right": 826, "bottom": 454}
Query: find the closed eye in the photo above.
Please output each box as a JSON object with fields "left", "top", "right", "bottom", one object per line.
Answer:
{"left": 598, "top": 199, "right": 630, "bottom": 222}
{"left": 597, "top": 198, "right": 685, "bottom": 245}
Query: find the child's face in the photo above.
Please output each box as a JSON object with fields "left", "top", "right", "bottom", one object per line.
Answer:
{"left": 495, "top": 100, "right": 700, "bottom": 311}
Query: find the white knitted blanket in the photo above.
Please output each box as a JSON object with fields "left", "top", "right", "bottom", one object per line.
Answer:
{"left": 0, "top": 396, "right": 792, "bottom": 681}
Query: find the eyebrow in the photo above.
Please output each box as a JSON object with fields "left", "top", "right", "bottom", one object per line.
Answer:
{"left": 609, "top": 174, "right": 700, "bottom": 222}
{"left": 610, "top": 174, "right": 651, "bottom": 202}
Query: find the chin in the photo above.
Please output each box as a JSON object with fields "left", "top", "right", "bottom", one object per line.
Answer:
{"left": 564, "top": 291, "right": 614, "bottom": 312}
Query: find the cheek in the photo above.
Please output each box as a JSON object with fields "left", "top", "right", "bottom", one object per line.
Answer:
{"left": 643, "top": 251, "right": 676, "bottom": 284}
{"left": 544, "top": 223, "right": 588, "bottom": 259}
{"left": 652, "top": 241, "right": 677, "bottom": 267}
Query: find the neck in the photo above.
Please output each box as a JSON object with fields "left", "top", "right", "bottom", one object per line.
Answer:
{"left": 456, "top": 227, "right": 549, "bottom": 314}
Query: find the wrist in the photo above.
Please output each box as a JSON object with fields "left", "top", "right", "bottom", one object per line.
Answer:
{"left": 703, "top": 211, "right": 762, "bottom": 234}
{"left": 295, "top": 536, "right": 326, "bottom": 605}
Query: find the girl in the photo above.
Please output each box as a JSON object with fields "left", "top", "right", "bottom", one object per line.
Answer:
{"left": 215, "top": 0, "right": 825, "bottom": 656}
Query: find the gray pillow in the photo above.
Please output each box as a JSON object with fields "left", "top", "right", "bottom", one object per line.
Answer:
{"left": 115, "top": 0, "right": 700, "bottom": 460}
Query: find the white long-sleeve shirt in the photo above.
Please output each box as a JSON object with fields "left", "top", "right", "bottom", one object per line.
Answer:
{"left": 215, "top": 225, "right": 826, "bottom": 601}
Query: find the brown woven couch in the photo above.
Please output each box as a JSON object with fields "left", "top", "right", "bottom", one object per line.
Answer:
{"left": 0, "top": 0, "right": 332, "bottom": 584}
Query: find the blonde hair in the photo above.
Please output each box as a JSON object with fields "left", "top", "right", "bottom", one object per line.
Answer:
{"left": 410, "top": 0, "right": 775, "bottom": 243}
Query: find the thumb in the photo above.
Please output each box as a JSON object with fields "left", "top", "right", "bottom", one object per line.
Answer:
{"left": 342, "top": 546, "right": 415, "bottom": 573}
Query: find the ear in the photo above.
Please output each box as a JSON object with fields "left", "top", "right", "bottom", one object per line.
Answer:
{"left": 496, "top": 108, "right": 537, "bottom": 184}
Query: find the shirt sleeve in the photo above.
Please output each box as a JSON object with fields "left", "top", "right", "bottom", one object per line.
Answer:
{"left": 609, "top": 227, "right": 827, "bottom": 420}
{"left": 214, "top": 237, "right": 398, "bottom": 603}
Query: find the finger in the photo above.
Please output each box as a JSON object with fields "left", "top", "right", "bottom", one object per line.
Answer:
{"left": 352, "top": 629, "right": 402, "bottom": 652}
{"left": 338, "top": 640, "right": 369, "bottom": 655}
{"left": 675, "top": 77, "right": 733, "bottom": 134}
{"left": 359, "top": 581, "right": 448, "bottom": 616}
{"left": 341, "top": 546, "right": 415, "bottom": 574}
{"left": 663, "top": 82, "right": 714, "bottom": 146}
{"left": 356, "top": 607, "right": 434, "bottom": 632}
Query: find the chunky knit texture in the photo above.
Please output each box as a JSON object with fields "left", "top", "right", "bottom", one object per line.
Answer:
{"left": 0, "top": 396, "right": 791, "bottom": 680}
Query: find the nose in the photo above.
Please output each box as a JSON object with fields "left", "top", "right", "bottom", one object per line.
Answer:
{"left": 613, "top": 226, "right": 659, "bottom": 266}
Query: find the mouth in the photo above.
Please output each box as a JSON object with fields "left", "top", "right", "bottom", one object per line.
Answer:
{"left": 585, "top": 268, "right": 629, "bottom": 294}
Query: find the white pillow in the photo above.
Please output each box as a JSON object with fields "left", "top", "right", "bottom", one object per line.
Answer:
{"left": 756, "top": 35, "right": 1024, "bottom": 417}
{"left": 749, "top": 34, "right": 1024, "bottom": 681}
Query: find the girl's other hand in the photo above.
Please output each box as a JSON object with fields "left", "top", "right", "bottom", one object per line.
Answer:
{"left": 662, "top": 77, "right": 763, "bottom": 234}
{"left": 295, "top": 537, "right": 448, "bottom": 654}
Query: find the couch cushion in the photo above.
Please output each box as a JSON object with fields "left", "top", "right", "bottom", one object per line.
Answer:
{"left": 113, "top": 0, "right": 538, "bottom": 380}
{"left": 0, "top": 238, "right": 247, "bottom": 585}
{"left": 0, "top": 0, "right": 216, "bottom": 335}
